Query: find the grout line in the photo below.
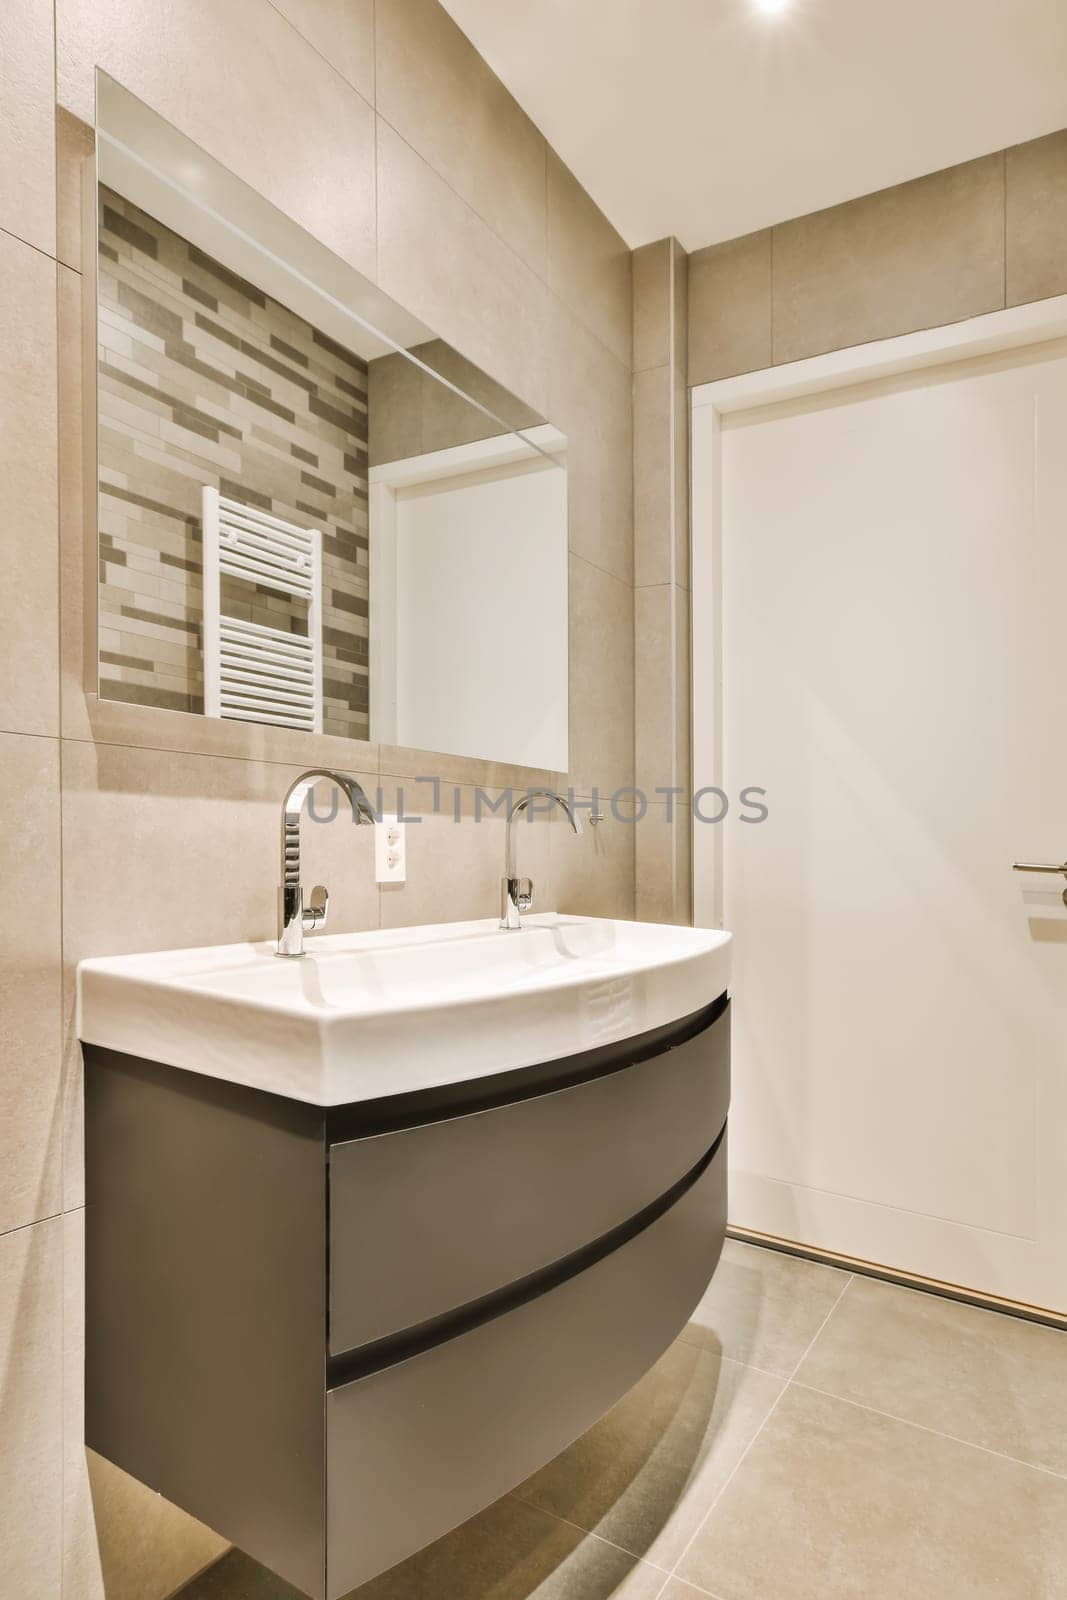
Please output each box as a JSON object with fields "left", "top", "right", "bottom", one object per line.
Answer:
{"left": 785, "top": 1273, "right": 854, "bottom": 1382}
{"left": 0, "top": 1210, "right": 63, "bottom": 1243}
{"left": 789, "top": 1379, "right": 1067, "bottom": 1484}
{"left": 507, "top": 1490, "right": 672, "bottom": 1573}
{"left": 0, "top": 218, "right": 59, "bottom": 267}
{"left": 262, "top": 0, "right": 375, "bottom": 103}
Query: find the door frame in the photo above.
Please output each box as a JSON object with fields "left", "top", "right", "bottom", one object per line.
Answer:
{"left": 690, "top": 293, "right": 1067, "bottom": 929}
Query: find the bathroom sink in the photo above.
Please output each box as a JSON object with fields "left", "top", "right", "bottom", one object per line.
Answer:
{"left": 77, "top": 913, "right": 732, "bottom": 1104}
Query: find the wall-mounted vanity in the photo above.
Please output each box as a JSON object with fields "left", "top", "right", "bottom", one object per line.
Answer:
{"left": 77, "top": 67, "right": 733, "bottom": 1600}
{"left": 79, "top": 913, "right": 732, "bottom": 1598}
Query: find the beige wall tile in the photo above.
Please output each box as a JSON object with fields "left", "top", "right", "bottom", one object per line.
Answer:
{"left": 635, "top": 799, "right": 690, "bottom": 926}
{"left": 61, "top": 1210, "right": 229, "bottom": 1600}
{"left": 0, "top": 1216, "right": 63, "bottom": 1598}
{"left": 688, "top": 229, "right": 772, "bottom": 386}
{"left": 632, "top": 240, "right": 671, "bottom": 373}
{"left": 377, "top": 119, "right": 552, "bottom": 421}
{"left": 1, "top": 230, "right": 59, "bottom": 738}
{"left": 773, "top": 155, "right": 1005, "bottom": 365}
{"left": 681, "top": 1240, "right": 850, "bottom": 1377}
{"left": 678, "top": 1382, "right": 1067, "bottom": 1600}
{"left": 568, "top": 555, "right": 634, "bottom": 798}
{"left": 0, "top": 734, "right": 62, "bottom": 1234}
{"left": 633, "top": 368, "right": 671, "bottom": 588}
{"left": 796, "top": 1276, "right": 1067, "bottom": 1476}
{"left": 634, "top": 583, "right": 673, "bottom": 791}
{"left": 60, "top": 742, "right": 380, "bottom": 962}
{"left": 376, "top": 0, "right": 547, "bottom": 274}
{"left": 1006, "top": 130, "right": 1067, "bottom": 307}
{"left": 377, "top": 778, "right": 547, "bottom": 930}
{"left": 517, "top": 1338, "right": 783, "bottom": 1569}
{"left": 549, "top": 303, "right": 633, "bottom": 585}
{"left": 546, "top": 149, "right": 632, "bottom": 370}
{"left": 269, "top": 0, "right": 374, "bottom": 103}
{"left": 56, "top": 0, "right": 376, "bottom": 278}
{"left": 0, "top": 0, "right": 56, "bottom": 256}
{"left": 56, "top": 108, "right": 94, "bottom": 274}
{"left": 60, "top": 744, "right": 380, "bottom": 1205}
{"left": 552, "top": 800, "right": 635, "bottom": 921}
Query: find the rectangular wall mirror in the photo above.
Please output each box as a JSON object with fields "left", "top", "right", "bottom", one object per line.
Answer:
{"left": 91, "top": 72, "right": 569, "bottom": 773}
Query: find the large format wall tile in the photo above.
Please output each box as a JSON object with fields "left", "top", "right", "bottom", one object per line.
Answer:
{"left": 772, "top": 154, "right": 1005, "bottom": 364}
{"left": 376, "top": 119, "right": 552, "bottom": 422}
{"left": 376, "top": 0, "right": 548, "bottom": 275}
{"left": 0, "top": 0, "right": 56, "bottom": 257}
{"left": 268, "top": 0, "right": 375, "bottom": 104}
{"left": 633, "top": 369, "right": 671, "bottom": 589}
{"left": 549, "top": 302, "right": 633, "bottom": 585}
{"left": 56, "top": 0, "right": 376, "bottom": 278}
{"left": 0, "top": 230, "right": 59, "bottom": 739}
{"left": 632, "top": 241, "right": 672, "bottom": 374}
{"left": 0, "top": 734, "right": 62, "bottom": 1235}
{"left": 688, "top": 229, "right": 772, "bottom": 386}
{"left": 551, "top": 800, "right": 635, "bottom": 921}
{"left": 568, "top": 555, "right": 634, "bottom": 799}
{"left": 1006, "top": 130, "right": 1067, "bottom": 307}
{"left": 547, "top": 150, "right": 632, "bottom": 370}
{"left": 0, "top": 1216, "right": 63, "bottom": 1599}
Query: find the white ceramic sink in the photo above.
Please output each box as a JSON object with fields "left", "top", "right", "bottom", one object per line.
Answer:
{"left": 77, "top": 913, "right": 732, "bottom": 1105}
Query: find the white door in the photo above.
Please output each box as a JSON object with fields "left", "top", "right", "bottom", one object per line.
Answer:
{"left": 711, "top": 341, "right": 1067, "bottom": 1315}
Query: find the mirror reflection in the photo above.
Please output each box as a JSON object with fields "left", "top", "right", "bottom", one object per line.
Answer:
{"left": 93, "top": 73, "right": 568, "bottom": 771}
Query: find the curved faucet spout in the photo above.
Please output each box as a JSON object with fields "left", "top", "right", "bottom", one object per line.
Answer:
{"left": 501, "top": 790, "right": 582, "bottom": 930}
{"left": 278, "top": 769, "right": 376, "bottom": 957}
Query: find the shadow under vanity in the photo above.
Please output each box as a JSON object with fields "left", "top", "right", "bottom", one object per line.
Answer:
{"left": 83, "top": 976, "right": 730, "bottom": 1598}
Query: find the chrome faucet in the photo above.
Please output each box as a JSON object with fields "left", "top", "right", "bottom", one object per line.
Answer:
{"left": 501, "top": 790, "right": 582, "bottom": 930}
{"left": 278, "top": 769, "right": 376, "bottom": 957}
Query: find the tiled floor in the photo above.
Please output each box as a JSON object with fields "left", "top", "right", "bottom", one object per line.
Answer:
{"left": 175, "top": 1240, "right": 1067, "bottom": 1600}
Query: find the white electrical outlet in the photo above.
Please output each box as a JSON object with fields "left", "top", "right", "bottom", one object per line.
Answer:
{"left": 374, "top": 814, "right": 406, "bottom": 884}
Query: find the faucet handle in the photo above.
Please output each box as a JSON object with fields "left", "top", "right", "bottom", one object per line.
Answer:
{"left": 303, "top": 884, "right": 329, "bottom": 933}
{"left": 512, "top": 877, "right": 534, "bottom": 913}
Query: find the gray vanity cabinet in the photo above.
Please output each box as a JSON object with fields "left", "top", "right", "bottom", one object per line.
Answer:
{"left": 84, "top": 998, "right": 730, "bottom": 1599}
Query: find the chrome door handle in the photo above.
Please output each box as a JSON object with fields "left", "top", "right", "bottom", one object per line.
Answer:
{"left": 1012, "top": 862, "right": 1067, "bottom": 875}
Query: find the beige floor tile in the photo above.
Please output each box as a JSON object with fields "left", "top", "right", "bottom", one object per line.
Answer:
{"left": 660, "top": 1582, "right": 719, "bottom": 1600}
{"left": 515, "top": 1338, "right": 784, "bottom": 1570}
{"left": 0, "top": 733, "right": 62, "bottom": 1234}
{"left": 796, "top": 1275, "right": 1067, "bottom": 1475}
{"left": 0, "top": 1216, "right": 63, "bottom": 1599}
{"left": 349, "top": 1493, "right": 665, "bottom": 1600}
{"left": 677, "top": 1383, "right": 1067, "bottom": 1600}
{"left": 681, "top": 1241, "right": 849, "bottom": 1377}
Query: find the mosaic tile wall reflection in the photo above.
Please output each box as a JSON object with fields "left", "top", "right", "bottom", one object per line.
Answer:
{"left": 97, "top": 188, "right": 371, "bottom": 738}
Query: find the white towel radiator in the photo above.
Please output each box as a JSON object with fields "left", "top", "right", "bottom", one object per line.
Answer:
{"left": 202, "top": 487, "right": 324, "bottom": 733}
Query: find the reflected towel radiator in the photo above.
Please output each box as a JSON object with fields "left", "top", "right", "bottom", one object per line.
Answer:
{"left": 202, "top": 487, "right": 323, "bottom": 733}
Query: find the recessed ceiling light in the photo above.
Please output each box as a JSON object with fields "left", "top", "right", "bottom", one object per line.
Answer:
{"left": 754, "top": 0, "right": 790, "bottom": 13}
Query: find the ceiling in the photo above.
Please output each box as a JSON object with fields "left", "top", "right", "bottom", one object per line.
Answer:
{"left": 439, "top": 0, "right": 1067, "bottom": 251}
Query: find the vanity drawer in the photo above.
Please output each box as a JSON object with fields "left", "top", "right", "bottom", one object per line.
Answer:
{"left": 328, "top": 1003, "right": 729, "bottom": 1355}
{"left": 326, "top": 1139, "right": 726, "bottom": 1598}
